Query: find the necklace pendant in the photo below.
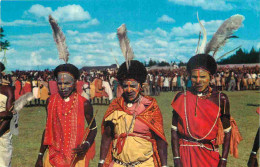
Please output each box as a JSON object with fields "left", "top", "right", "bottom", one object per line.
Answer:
{"left": 127, "top": 103, "right": 133, "bottom": 108}
{"left": 64, "top": 97, "right": 70, "bottom": 102}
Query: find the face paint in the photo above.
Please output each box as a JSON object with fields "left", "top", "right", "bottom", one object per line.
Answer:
{"left": 57, "top": 72, "right": 76, "bottom": 98}
{"left": 122, "top": 79, "right": 140, "bottom": 102}
{"left": 191, "top": 69, "right": 210, "bottom": 92}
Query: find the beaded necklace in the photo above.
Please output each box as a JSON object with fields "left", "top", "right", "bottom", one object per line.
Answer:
{"left": 184, "top": 90, "right": 221, "bottom": 141}
{"left": 62, "top": 93, "right": 77, "bottom": 116}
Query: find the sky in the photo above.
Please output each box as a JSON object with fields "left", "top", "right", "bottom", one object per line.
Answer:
{"left": 0, "top": 0, "right": 259, "bottom": 70}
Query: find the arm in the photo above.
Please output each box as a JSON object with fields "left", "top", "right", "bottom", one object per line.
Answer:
{"left": 0, "top": 86, "right": 15, "bottom": 137}
{"left": 35, "top": 98, "right": 49, "bottom": 167}
{"left": 248, "top": 127, "right": 259, "bottom": 167}
{"left": 98, "top": 121, "right": 114, "bottom": 167}
{"left": 218, "top": 93, "right": 231, "bottom": 167}
{"left": 73, "top": 100, "right": 97, "bottom": 157}
{"left": 153, "top": 131, "right": 167, "bottom": 166}
{"left": 171, "top": 110, "right": 182, "bottom": 167}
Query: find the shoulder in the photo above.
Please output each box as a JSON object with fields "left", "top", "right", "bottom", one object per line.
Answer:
{"left": 173, "top": 91, "right": 184, "bottom": 102}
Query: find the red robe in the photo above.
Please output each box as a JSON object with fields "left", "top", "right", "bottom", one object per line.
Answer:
{"left": 48, "top": 80, "right": 58, "bottom": 95}
{"left": 22, "top": 81, "right": 32, "bottom": 95}
{"left": 14, "top": 80, "right": 22, "bottom": 100}
{"left": 77, "top": 81, "right": 84, "bottom": 95}
{"left": 171, "top": 91, "right": 221, "bottom": 167}
{"left": 101, "top": 96, "right": 167, "bottom": 167}
{"left": 44, "top": 93, "right": 95, "bottom": 167}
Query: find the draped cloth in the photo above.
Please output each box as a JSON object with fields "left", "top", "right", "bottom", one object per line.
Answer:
{"left": 101, "top": 96, "right": 167, "bottom": 167}
{"left": 171, "top": 91, "right": 241, "bottom": 167}
{"left": 14, "top": 80, "right": 22, "bottom": 100}
{"left": 44, "top": 93, "right": 95, "bottom": 167}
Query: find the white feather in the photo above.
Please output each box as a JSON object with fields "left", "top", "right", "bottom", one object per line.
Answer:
{"left": 117, "top": 24, "right": 135, "bottom": 70}
{"left": 49, "top": 15, "right": 69, "bottom": 63}
{"left": 205, "top": 14, "right": 244, "bottom": 56}
{"left": 197, "top": 12, "right": 207, "bottom": 54}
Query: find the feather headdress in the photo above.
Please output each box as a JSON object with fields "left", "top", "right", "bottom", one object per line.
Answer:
{"left": 204, "top": 14, "right": 244, "bottom": 57}
{"left": 197, "top": 13, "right": 207, "bottom": 54}
{"left": 49, "top": 15, "right": 69, "bottom": 63}
{"left": 117, "top": 24, "right": 135, "bottom": 71}
{"left": 197, "top": 13, "right": 244, "bottom": 59}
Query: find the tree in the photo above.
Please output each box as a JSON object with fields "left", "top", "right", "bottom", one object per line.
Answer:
{"left": 0, "top": 27, "right": 10, "bottom": 67}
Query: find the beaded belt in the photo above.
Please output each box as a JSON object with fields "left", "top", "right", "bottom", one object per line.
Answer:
{"left": 113, "top": 157, "right": 144, "bottom": 167}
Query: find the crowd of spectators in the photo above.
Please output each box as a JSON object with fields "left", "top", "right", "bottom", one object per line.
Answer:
{"left": 1, "top": 65, "right": 259, "bottom": 106}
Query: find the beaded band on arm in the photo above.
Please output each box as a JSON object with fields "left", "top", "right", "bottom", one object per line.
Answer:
{"left": 171, "top": 125, "right": 178, "bottom": 131}
{"left": 99, "top": 160, "right": 105, "bottom": 164}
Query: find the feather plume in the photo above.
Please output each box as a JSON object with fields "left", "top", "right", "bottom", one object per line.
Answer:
{"left": 216, "top": 45, "right": 242, "bottom": 61}
{"left": 49, "top": 15, "right": 69, "bottom": 63}
{"left": 205, "top": 14, "right": 244, "bottom": 56}
{"left": 117, "top": 24, "right": 135, "bottom": 70}
{"left": 195, "top": 32, "right": 201, "bottom": 54}
{"left": 197, "top": 12, "right": 207, "bottom": 54}
{"left": 14, "top": 92, "right": 34, "bottom": 113}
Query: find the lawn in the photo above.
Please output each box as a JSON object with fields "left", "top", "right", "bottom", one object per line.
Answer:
{"left": 12, "top": 90, "right": 260, "bottom": 167}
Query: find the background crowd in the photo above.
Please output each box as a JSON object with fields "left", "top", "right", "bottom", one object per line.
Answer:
{"left": 1, "top": 65, "right": 259, "bottom": 106}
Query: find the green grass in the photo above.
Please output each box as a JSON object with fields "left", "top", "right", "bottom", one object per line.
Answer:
{"left": 12, "top": 91, "right": 260, "bottom": 167}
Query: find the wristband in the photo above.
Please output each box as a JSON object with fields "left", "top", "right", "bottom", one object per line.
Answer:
{"left": 83, "top": 140, "right": 90, "bottom": 146}
{"left": 221, "top": 158, "right": 227, "bottom": 161}
{"left": 251, "top": 151, "right": 257, "bottom": 155}
{"left": 99, "top": 159, "right": 105, "bottom": 164}
{"left": 173, "top": 156, "right": 180, "bottom": 159}
{"left": 38, "top": 152, "right": 43, "bottom": 156}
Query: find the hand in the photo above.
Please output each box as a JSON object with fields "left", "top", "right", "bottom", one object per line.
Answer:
{"left": 218, "top": 159, "right": 227, "bottom": 167}
{"left": 174, "top": 159, "right": 183, "bottom": 167}
{"left": 248, "top": 154, "right": 258, "bottom": 167}
{"left": 0, "top": 111, "right": 13, "bottom": 120}
{"left": 35, "top": 157, "right": 43, "bottom": 167}
{"left": 72, "top": 142, "right": 90, "bottom": 157}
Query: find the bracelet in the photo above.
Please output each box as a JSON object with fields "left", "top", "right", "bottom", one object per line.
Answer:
{"left": 98, "top": 159, "right": 105, "bottom": 164}
{"left": 90, "top": 126, "right": 97, "bottom": 130}
{"left": 83, "top": 140, "right": 90, "bottom": 146}
{"left": 38, "top": 152, "right": 43, "bottom": 156}
{"left": 251, "top": 151, "right": 257, "bottom": 155}
{"left": 171, "top": 125, "right": 178, "bottom": 131}
{"left": 162, "top": 166, "right": 168, "bottom": 167}
{"left": 173, "top": 156, "right": 180, "bottom": 159}
{"left": 221, "top": 158, "right": 227, "bottom": 161}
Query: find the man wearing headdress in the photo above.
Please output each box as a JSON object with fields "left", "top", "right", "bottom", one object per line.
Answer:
{"left": 99, "top": 60, "right": 168, "bottom": 167}
{"left": 0, "top": 62, "right": 15, "bottom": 167}
{"left": 171, "top": 54, "right": 242, "bottom": 167}
{"left": 35, "top": 64, "right": 97, "bottom": 167}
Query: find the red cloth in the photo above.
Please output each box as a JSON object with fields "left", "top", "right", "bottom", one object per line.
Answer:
{"left": 101, "top": 96, "right": 167, "bottom": 167}
{"left": 14, "top": 80, "right": 22, "bottom": 100}
{"left": 49, "top": 81, "right": 58, "bottom": 95}
{"left": 171, "top": 91, "right": 221, "bottom": 167}
{"left": 77, "top": 81, "right": 84, "bottom": 95}
{"left": 256, "top": 107, "right": 260, "bottom": 115}
{"left": 94, "top": 79, "right": 103, "bottom": 97}
{"left": 22, "top": 81, "right": 32, "bottom": 94}
{"left": 44, "top": 93, "right": 94, "bottom": 167}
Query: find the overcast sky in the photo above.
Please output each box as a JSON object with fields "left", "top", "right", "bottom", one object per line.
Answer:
{"left": 0, "top": 0, "right": 259, "bottom": 70}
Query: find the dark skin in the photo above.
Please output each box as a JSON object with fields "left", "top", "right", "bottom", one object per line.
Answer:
{"left": 248, "top": 127, "right": 259, "bottom": 167}
{"left": 0, "top": 85, "right": 15, "bottom": 137}
{"left": 35, "top": 75, "right": 97, "bottom": 167}
{"left": 171, "top": 71, "right": 231, "bottom": 167}
{"left": 99, "top": 79, "right": 167, "bottom": 167}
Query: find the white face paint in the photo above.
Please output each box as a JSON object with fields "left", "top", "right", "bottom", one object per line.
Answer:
{"left": 57, "top": 72, "right": 76, "bottom": 98}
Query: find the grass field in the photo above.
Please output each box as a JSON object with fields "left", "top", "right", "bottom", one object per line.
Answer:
{"left": 11, "top": 90, "right": 260, "bottom": 167}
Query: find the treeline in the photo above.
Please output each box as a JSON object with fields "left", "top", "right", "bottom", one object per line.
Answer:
{"left": 143, "top": 47, "right": 259, "bottom": 67}
{"left": 143, "top": 59, "right": 187, "bottom": 67}
{"left": 218, "top": 47, "right": 259, "bottom": 64}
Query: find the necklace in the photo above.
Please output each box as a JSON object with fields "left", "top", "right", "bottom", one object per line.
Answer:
{"left": 62, "top": 93, "right": 77, "bottom": 116}
{"left": 184, "top": 90, "right": 221, "bottom": 141}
